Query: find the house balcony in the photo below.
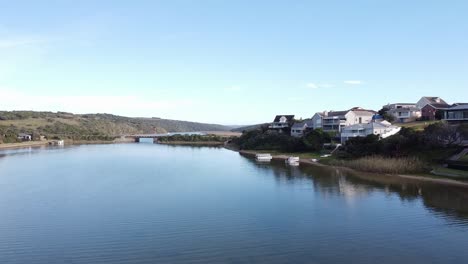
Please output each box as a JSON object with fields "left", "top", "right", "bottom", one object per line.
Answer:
{"left": 269, "top": 123, "right": 289, "bottom": 129}
{"left": 395, "top": 113, "right": 410, "bottom": 118}
{"left": 444, "top": 111, "right": 468, "bottom": 121}
{"left": 323, "top": 124, "right": 344, "bottom": 132}
{"left": 322, "top": 119, "right": 346, "bottom": 125}
{"left": 341, "top": 131, "right": 367, "bottom": 138}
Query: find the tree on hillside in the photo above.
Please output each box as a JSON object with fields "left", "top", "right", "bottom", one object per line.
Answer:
{"left": 303, "top": 128, "right": 331, "bottom": 151}
{"left": 378, "top": 107, "right": 395, "bottom": 122}
{"left": 424, "top": 122, "right": 462, "bottom": 147}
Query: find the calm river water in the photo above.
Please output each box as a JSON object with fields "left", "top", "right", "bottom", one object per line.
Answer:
{"left": 1, "top": 142, "right": 468, "bottom": 263}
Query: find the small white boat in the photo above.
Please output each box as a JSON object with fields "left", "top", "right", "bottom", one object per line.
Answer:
{"left": 256, "top": 153, "right": 272, "bottom": 162}
{"left": 311, "top": 158, "right": 318, "bottom": 162}
{"left": 285, "top": 156, "right": 300, "bottom": 166}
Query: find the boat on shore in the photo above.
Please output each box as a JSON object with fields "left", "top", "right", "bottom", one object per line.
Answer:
{"left": 285, "top": 156, "right": 300, "bottom": 166}
{"left": 256, "top": 153, "right": 273, "bottom": 162}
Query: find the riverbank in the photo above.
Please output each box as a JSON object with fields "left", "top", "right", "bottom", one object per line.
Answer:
{"left": 0, "top": 141, "right": 51, "bottom": 150}
{"left": 0, "top": 137, "right": 135, "bottom": 150}
{"left": 158, "top": 141, "right": 225, "bottom": 146}
{"left": 235, "top": 149, "right": 468, "bottom": 188}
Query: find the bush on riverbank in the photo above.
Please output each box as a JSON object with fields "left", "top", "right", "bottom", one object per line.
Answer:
{"left": 231, "top": 127, "right": 333, "bottom": 152}
{"left": 339, "top": 124, "right": 467, "bottom": 160}
{"left": 231, "top": 129, "right": 306, "bottom": 152}
{"left": 330, "top": 156, "right": 427, "bottom": 174}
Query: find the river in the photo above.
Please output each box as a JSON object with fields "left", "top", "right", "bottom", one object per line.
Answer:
{"left": 0, "top": 142, "right": 467, "bottom": 263}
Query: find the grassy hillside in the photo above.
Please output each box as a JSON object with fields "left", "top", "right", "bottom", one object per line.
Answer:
{"left": 231, "top": 123, "right": 268, "bottom": 132}
{"left": 0, "top": 111, "right": 230, "bottom": 142}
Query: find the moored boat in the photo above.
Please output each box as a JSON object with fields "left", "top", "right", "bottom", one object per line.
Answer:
{"left": 255, "top": 153, "right": 273, "bottom": 162}
{"left": 285, "top": 156, "right": 300, "bottom": 166}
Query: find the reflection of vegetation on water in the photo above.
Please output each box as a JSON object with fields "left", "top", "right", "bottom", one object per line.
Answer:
{"left": 242, "top": 155, "right": 468, "bottom": 223}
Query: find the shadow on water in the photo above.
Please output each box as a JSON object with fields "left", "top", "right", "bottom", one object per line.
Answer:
{"left": 241, "top": 154, "right": 468, "bottom": 223}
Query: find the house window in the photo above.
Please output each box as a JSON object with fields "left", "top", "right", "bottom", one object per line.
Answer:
{"left": 359, "top": 117, "right": 362, "bottom": 124}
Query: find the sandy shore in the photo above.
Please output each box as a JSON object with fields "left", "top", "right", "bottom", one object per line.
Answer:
{"left": 0, "top": 141, "right": 51, "bottom": 150}
{"left": 236, "top": 149, "right": 468, "bottom": 188}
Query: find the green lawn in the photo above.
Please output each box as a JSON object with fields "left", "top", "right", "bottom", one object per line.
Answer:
{"left": 399, "top": 120, "right": 440, "bottom": 131}
{"left": 431, "top": 167, "right": 468, "bottom": 179}
{"left": 459, "top": 154, "right": 468, "bottom": 162}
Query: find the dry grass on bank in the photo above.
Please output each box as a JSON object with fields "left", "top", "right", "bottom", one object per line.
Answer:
{"left": 330, "top": 156, "right": 427, "bottom": 174}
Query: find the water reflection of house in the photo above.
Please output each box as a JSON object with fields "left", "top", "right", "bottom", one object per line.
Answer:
{"left": 338, "top": 176, "right": 370, "bottom": 203}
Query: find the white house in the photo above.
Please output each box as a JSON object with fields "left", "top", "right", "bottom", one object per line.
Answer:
{"left": 340, "top": 121, "right": 401, "bottom": 144}
{"left": 290, "top": 120, "right": 314, "bottom": 137}
{"left": 311, "top": 112, "right": 323, "bottom": 129}
{"left": 386, "top": 106, "right": 421, "bottom": 123}
{"left": 314, "top": 107, "right": 375, "bottom": 133}
{"left": 383, "top": 103, "right": 421, "bottom": 123}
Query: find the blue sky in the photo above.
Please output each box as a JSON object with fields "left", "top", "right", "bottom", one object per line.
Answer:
{"left": 1, "top": 0, "right": 467, "bottom": 125}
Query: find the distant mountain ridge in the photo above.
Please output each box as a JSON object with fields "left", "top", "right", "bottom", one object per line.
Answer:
{"left": 0, "top": 111, "right": 230, "bottom": 140}
{"left": 231, "top": 123, "right": 268, "bottom": 132}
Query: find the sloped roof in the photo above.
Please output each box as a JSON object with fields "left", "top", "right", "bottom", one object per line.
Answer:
{"left": 325, "top": 111, "right": 349, "bottom": 117}
{"left": 304, "top": 119, "right": 315, "bottom": 126}
{"left": 343, "top": 121, "right": 398, "bottom": 131}
{"left": 273, "top": 115, "right": 295, "bottom": 122}
{"left": 352, "top": 109, "right": 376, "bottom": 115}
{"left": 424, "top": 103, "right": 449, "bottom": 109}
{"left": 422, "top": 96, "right": 448, "bottom": 105}
{"left": 291, "top": 122, "right": 306, "bottom": 129}
{"left": 448, "top": 104, "right": 468, "bottom": 111}
{"left": 388, "top": 107, "right": 420, "bottom": 112}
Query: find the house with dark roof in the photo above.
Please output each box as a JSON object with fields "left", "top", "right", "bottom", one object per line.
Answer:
{"left": 269, "top": 115, "right": 295, "bottom": 130}
{"left": 416, "top": 96, "right": 448, "bottom": 109}
{"left": 421, "top": 103, "right": 449, "bottom": 120}
{"left": 444, "top": 104, "right": 468, "bottom": 123}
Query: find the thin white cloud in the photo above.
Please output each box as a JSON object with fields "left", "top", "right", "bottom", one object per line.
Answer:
{"left": 307, "top": 82, "right": 335, "bottom": 89}
{"left": 344, "top": 80, "right": 362, "bottom": 85}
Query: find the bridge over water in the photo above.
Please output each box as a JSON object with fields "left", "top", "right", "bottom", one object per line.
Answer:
{"left": 125, "top": 132, "right": 206, "bottom": 143}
